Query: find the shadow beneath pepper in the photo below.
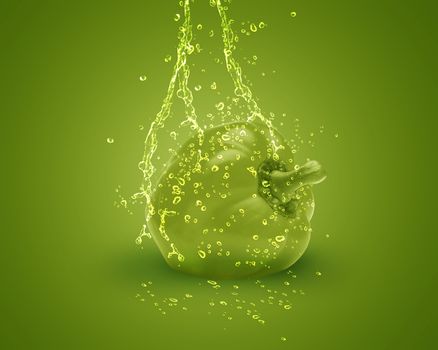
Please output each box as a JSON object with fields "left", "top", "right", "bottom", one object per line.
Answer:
{"left": 110, "top": 248, "right": 171, "bottom": 281}
{"left": 106, "top": 241, "right": 335, "bottom": 291}
{"left": 105, "top": 245, "right": 203, "bottom": 288}
{"left": 290, "top": 250, "right": 320, "bottom": 274}
{"left": 258, "top": 247, "right": 331, "bottom": 286}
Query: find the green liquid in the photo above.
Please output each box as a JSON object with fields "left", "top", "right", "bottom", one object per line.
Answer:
{"left": 136, "top": 0, "right": 282, "bottom": 257}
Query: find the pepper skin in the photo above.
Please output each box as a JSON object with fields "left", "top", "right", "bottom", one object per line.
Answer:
{"left": 148, "top": 121, "right": 326, "bottom": 279}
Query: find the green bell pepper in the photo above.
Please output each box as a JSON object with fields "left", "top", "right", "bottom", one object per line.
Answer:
{"left": 148, "top": 121, "right": 326, "bottom": 279}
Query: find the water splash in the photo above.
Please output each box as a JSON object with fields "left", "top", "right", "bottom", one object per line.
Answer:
{"left": 135, "top": 0, "right": 281, "bottom": 257}
{"left": 215, "top": 0, "right": 283, "bottom": 158}
{"left": 135, "top": 0, "right": 203, "bottom": 258}
{"left": 128, "top": 1, "right": 332, "bottom": 343}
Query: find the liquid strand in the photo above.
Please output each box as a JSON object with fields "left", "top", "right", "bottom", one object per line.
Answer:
{"left": 137, "top": 0, "right": 202, "bottom": 226}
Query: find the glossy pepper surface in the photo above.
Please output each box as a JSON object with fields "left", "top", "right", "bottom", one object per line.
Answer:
{"left": 148, "top": 121, "right": 326, "bottom": 279}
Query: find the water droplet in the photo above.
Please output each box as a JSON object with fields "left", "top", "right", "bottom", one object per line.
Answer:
{"left": 261, "top": 180, "right": 270, "bottom": 187}
{"left": 216, "top": 102, "right": 225, "bottom": 110}
{"left": 194, "top": 85, "right": 202, "bottom": 91}
{"left": 211, "top": 165, "right": 219, "bottom": 172}
{"left": 250, "top": 23, "right": 258, "bottom": 32}
{"left": 106, "top": 137, "right": 114, "bottom": 144}
{"left": 174, "top": 14, "right": 181, "bottom": 21}
{"left": 290, "top": 11, "right": 297, "bottom": 18}
{"left": 252, "top": 235, "right": 259, "bottom": 240}
{"left": 197, "top": 24, "right": 203, "bottom": 30}
{"left": 209, "top": 30, "right": 214, "bottom": 37}
{"left": 284, "top": 304, "right": 292, "bottom": 310}
{"left": 315, "top": 271, "right": 322, "bottom": 276}
{"left": 198, "top": 250, "right": 206, "bottom": 259}
{"left": 139, "top": 75, "right": 147, "bottom": 81}
{"left": 221, "top": 134, "right": 231, "bottom": 141}
{"left": 210, "top": 81, "right": 217, "bottom": 90}
{"left": 275, "top": 235, "right": 285, "bottom": 242}
{"left": 281, "top": 336, "right": 287, "bottom": 342}
{"left": 259, "top": 21, "right": 266, "bottom": 29}
{"left": 164, "top": 54, "right": 172, "bottom": 63}
{"left": 170, "top": 132, "right": 178, "bottom": 141}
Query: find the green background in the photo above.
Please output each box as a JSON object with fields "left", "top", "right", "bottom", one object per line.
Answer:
{"left": 2, "top": 0, "right": 437, "bottom": 349}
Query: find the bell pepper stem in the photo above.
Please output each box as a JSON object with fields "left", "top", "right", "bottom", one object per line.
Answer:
{"left": 269, "top": 160, "right": 327, "bottom": 204}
